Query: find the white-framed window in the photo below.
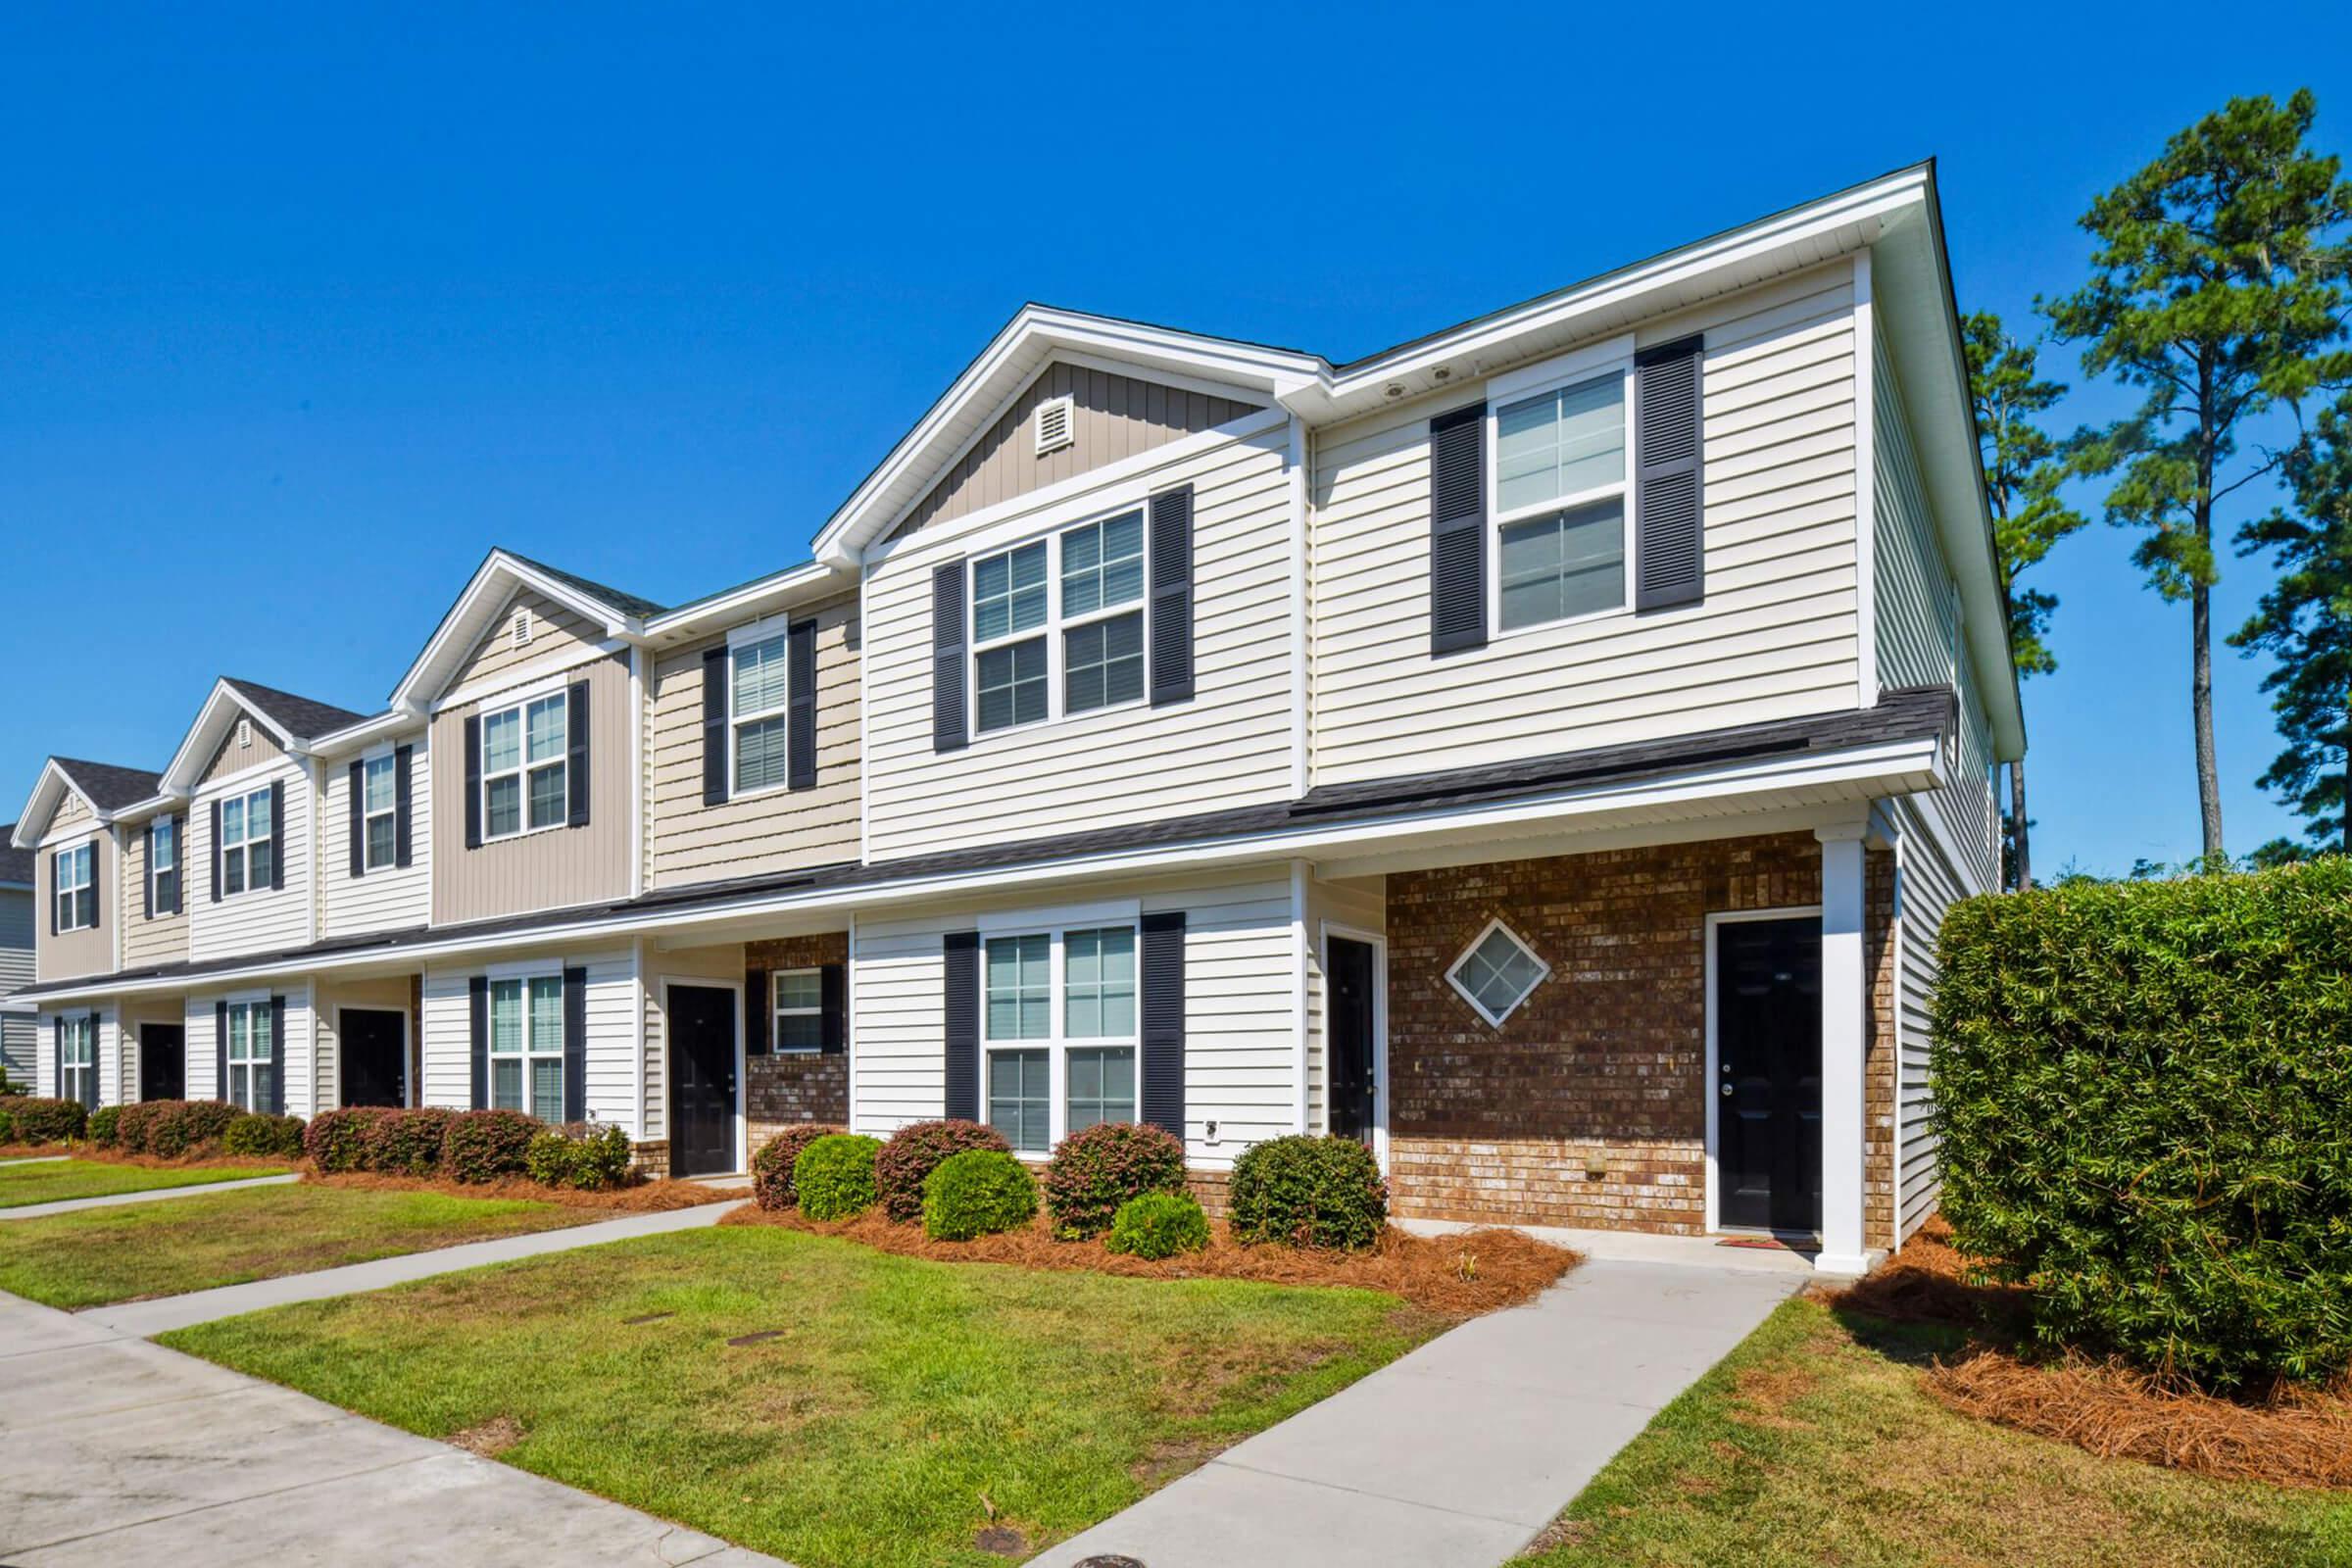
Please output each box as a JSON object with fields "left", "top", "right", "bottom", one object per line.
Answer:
{"left": 57, "top": 1014, "right": 96, "bottom": 1103}
{"left": 1490, "top": 353, "right": 1632, "bottom": 635}
{"left": 490, "top": 974, "right": 565, "bottom": 1121}
{"left": 363, "top": 754, "right": 399, "bottom": 871}
{"left": 222, "top": 1000, "right": 274, "bottom": 1111}
{"left": 729, "top": 626, "right": 791, "bottom": 795}
{"left": 53, "top": 842, "right": 94, "bottom": 931}
{"left": 1446, "top": 919, "right": 1550, "bottom": 1027}
{"left": 772, "top": 967, "right": 823, "bottom": 1054}
{"left": 151, "top": 817, "right": 177, "bottom": 912}
{"left": 970, "top": 505, "right": 1149, "bottom": 737}
{"left": 219, "top": 786, "right": 275, "bottom": 896}
{"left": 481, "top": 693, "right": 567, "bottom": 840}
{"left": 983, "top": 923, "right": 1138, "bottom": 1153}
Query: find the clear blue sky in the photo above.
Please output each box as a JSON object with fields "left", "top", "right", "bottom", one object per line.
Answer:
{"left": 5, "top": 3, "right": 2348, "bottom": 874}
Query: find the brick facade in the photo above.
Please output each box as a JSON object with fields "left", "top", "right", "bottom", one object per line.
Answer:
{"left": 742, "top": 932, "right": 851, "bottom": 1159}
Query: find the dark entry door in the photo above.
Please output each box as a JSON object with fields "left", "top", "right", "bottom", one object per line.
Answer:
{"left": 1715, "top": 916, "right": 1822, "bottom": 1234}
{"left": 669, "top": 985, "right": 738, "bottom": 1177}
{"left": 1328, "top": 937, "right": 1378, "bottom": 1144}
{"left": 139, "top": 1024, "right": 185, "bottom": 1102}
{"left": 340, "top": 1009, "right": 407, "bottom": 1108}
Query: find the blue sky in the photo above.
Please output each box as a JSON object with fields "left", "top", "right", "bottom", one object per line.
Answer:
{"left": 4, "top": 2, "right": 2348, "bottom": 873}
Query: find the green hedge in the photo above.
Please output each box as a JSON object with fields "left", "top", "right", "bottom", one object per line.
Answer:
{"left": 751, "top": 1124, "right": 845, "bottom": 1210}
{"left": 1932, "top": 859, "right": 2352, "bottom": 1390}
{"left": 223, "top": 1112, "right": 306, "bottom": 1160}
{"left": 1228, "top": 1135, "right": 1388, "bottom": 1251}
{"left": 795, "top": 1133, "right": 881, "bottom": 1220}
{"left": 1106, "top": 1190, "right": 1210, "bottom": 1259}
{"left": 1043, "top": 1121, "right": 1187, "bottom": 1239}
{"left": 921, "top": 1150, "right": 1038, "bottom": 1241}
{"left": 875, "top": 1119, "right": 1010, "bottom": 1222}
{"left": 524, "top": 1123, "right": 635, "bottom": 1190}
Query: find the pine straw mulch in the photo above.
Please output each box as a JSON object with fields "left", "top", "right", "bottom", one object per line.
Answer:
{"left": 302, "top": 1169, "right": 742, "bottom": 1212}
{"left": 0, "top": 1142, "right": 290, "bottom": 1171}
{"left": 1817, "top": 1216, "right": 2352, "bottom": 1491}
{"left": 721, "top": 1204, "right": 1579, "bottom": 1319}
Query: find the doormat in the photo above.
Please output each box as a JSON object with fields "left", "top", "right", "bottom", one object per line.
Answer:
{"left": 1717, "top": 1236, "right": 1814, "bottom": 1253}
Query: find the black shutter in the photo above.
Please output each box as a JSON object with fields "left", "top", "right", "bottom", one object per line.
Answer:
{"left": 745, "top": 966, "right": 770, "bottom": 1056}
{"left": 143, "top": 823, "right": 155, "bottom": 919}
{"left": 464, "top": 714, "right": 483, "bottom": 849}
{"left": 393, "top": 746, "right": 414, "bottom": 868}
{"left": 348, "top": 760, "right": 366, "bottom": 878}
{"left": 50, "top": 1017, "right": 62, "bottom": 1096}
{"left": 562, "top": 966, "right": 586, "bottom": 1123}
{"left": 215, "top": 1001, "right": 228, "bottom": 1102}
{"left": 932, "top": 559, "right": 967, "bottom": 754}
{"left": 86, "top": 842, "right": 98, "bottom": 929}
{"left": 1141, "top": 911, "right": 1187, "bottom": 1140}
{"left": 268, "top": 780, "right": 285, "bottom": 891}
{"left": 169, "top": 815, "right": 184, "bottom": 914}
{"left": 210, "top": 801, "right": 222, "bottom": 903}
{"left": 565, "top": 681, "right": 590, "bottom": 828}
{"left": 468, "top": 975, "right": 489, "bottom": 1110}
{"left": 80, "top": 1018, "right": 99, "bottom": 1111}
{"left": 1429, "top": 402, "right": 1488, "bottom": 655}
{"left": 267, "top": 996, "right": 286, "bottom": 1115}
{"left": 1149, "top": 485, "right": 1196, "bottom": 706}
{"left": 819, "top": 962, "right": 845, "bottom": 1054}
{"left": 1634, "top": 334, "right": 1705, "bottom": 612}
{"left": 701, "top": 645, "right": 729, "bottom": 806}
{"left": 787, "top": 618, "right": 818, "bottom": 790}
{"left": 48, "top": 851, "right": 57, "bottom": 935}
{"left": 943, "top": 930, "right": 979, "bottom": 1121}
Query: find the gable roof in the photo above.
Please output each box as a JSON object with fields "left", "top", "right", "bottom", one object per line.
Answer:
{"left": 0, "top": 826, "right": 29, "bottom": 888}
{"left": 159, "top": 677, "right": 369, "bottom": 796}
{"left": 221, "top": 679, "right": 369, "bottom": 743}
{"left": 9, "top": 757, "right": 167, "bottom": 850}
{"left": 388, "top": 548, "right": 662, "bottom": 712}
{"left": 499, "top": 550, "right": 669, "bottom": 620}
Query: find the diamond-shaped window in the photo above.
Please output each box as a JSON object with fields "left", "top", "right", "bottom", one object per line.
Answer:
{"left": 1446, "top": 920, "right": 1550, "bottom": 1026}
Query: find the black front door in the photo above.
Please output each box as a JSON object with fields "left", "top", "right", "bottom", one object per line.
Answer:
{"left": 1715, "top": 916, "right": 1822, "bottom": 1234}
{"left": 669, "top": 985, "right": 738, "bottom": 1177}
{"left": 1328, "top": 937, "right": 1377, "bottom": 1144}
{"left": 139, "top": 1025, "right": 184, "bottom": 1102}
{"left": 340, "top": 1009, "right": 407, "bottom": 1108}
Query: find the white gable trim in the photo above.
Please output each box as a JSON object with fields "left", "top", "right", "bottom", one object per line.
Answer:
{"left": 388, "top": 551, "right": 654, "bottom": 714}
{"left": 160, "top": 680, "right": 305, "bottom": 795}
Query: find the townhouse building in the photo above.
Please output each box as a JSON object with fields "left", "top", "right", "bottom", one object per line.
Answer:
{"left": 12, "top": 165, "right": 2009, "bottom": 1271}
{"left": 0, "top": 827, "right": 31, "bottom": 1087}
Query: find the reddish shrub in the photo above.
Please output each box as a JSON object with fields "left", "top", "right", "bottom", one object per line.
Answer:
{"left": 7, "top": 1097, "right": 86, "bottom": 1146}
{"left": 441, "top": 1109, "right": 541, "bottom": 1183}
{"left": 363, "top": 1106, "right": 458, "bottom": 1175}
{"left": 752, "top": 1123, "right": 846, "bottom": 1210}
{"left": 117, "top": 1099, "right": 239, "bottom": 1158}
{"left": 305, "top": 1106, "right": 396, "bottom": 1172}
{"left": 875, "top": 1119, "right": 1009, "bottom": 1223}
{"left": 1043, "top": 1121, "right": 1188, "bottom": 1239}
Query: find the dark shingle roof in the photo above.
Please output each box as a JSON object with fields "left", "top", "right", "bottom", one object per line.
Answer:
{"left": 221, "top": 679, "right": 370, "bottom": 742}
{"left": 52, "top": 759, "right": 165, "bottom": 811}
{"left": 503, "top": 551, "right": 668, "bottom": 619}
{"left": 0, "top": 825, "right": 30, "bottom": 887}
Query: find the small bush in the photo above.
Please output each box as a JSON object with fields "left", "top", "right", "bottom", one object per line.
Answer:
{"left": 118, "top": 1099, "right": 239, "bottom": 1158}
{"left": 223, "top": 1112, "right": 306, "bottom": 1160}
{"left": 305, "top": 1106, "right": 395, "bottom": 1172}
{"left": 441, "top": 1108, "right": 541, "bottom": 1183}
{"left": 525, "top": 1122, "right": 635, "bottom": 1190}
{"left": 9, "top": 1097, "right": 87, "bottom": 1146}
{"left": 1043, "top": 1120, "right": 1187, "bottom": 1239}
{"left": 794, "top": 1133, "right": 881, "bottom": 1220}
{"left": 363, "top": 1106, "right": 458, "bottom": 1175}
{"left": 1106, "top": 1190, "right": 1210, "bottom": 1259}
{"left": 922, "top": 1150, "right": 1039, "bottom": 1241}
{"left": 876, "top": 1119, "right": 1010, "bottom": 1222}
{"left": 752, "top": 1123, "right": 846, "bottom": 1210}
{"left": 1228, "top": 1135, "right": 1388, "bottom": 1251}
{"left": 0, "top": 1107, "right": 13, "bottom": 1145}
{"left": 86, "top": 1104, "right": 122, "bottom": 1147}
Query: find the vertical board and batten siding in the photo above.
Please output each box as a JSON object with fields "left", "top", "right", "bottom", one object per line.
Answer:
{"left": 1303, "top": 873, "right": 1386, "bottom": 1137}
{"left": 200, "top": 718, "right": 287, "bottom": 785}
{"left": 849, "top": 867, "right": 1298, "bottom": 1168}
{"left": 646, "top": 595, "right": 861, "bottom": 888}
{"left": 1308, "top": 265, "right": 1865, "bottom": 785}
{"left": 313, "top": 974, "right": 416, "bottom": 1111}
{"left": 35, "top": 795, "right": 113, "bottom": 982}
{"left": 448, "top": 588, "right": 609, "bottom": 693}
{"left": 121, "top": 821, "right": 190, "bottom": 968}
{"left": 864, "top": 421, "right": 1297, "bottom": 859}
{"left": 321, "top": 733, "right": 432, "bottom": 937}
{"left": 641, "top": 942, "right": 745, "bottom": 1143}
{"left": 188, "top": 759, "right": 312, "bottom": 962}
{"left": 420, "top": 952, "right": 638, "bottom": 1128}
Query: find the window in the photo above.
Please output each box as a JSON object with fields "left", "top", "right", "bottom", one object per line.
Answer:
{"left": 482, "top": 693, "right": 567, "bottom": 839}
{"left": 219, "top": 786, "right": 274, "bottom": 896}
{"left": 772, "top": 968, "right": 823, "bottom": 1054}
{"left": 969, "top": 506, "right": 1150, "bottom": 736}
{"left": 1059, "top": 508, "right": 1145, "bottom": 715}
{"left": 58, "top": 1014, "right": 95, "bottom": 1103}
{"left": 363, "top": 755, "right": 398, "bottom": 871}
{"left": 490, "top": 975, "right": 564, "bottom": 1121}
{"left": 972, "top": 540, "right": 1049, "bottom": 733}
{"left": 151, "top": 818, "right": 177, "bottom": 912}
{"left": 730, "top": 629, "right": 791, "bottom": 795}
{"left": 1492, "top": 367, "right": 1630, "bottom": 632}
{"left": 1446, "top": 920, "right": 1550, "bottom": 1027}
{"left": 222, "top": 1001, "right": 274, "bottom": 1111}
{"left": 982, "top": 923, "right": 1139, "bottom": 1153}
{"left": 54, "top": 842, "right": 94, "bottom": 931}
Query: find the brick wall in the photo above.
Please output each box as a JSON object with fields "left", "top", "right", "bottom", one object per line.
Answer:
{"left": 742, "top": 932, "right": 850, "bottom": 1158}
{"left": 1864, "top": 849, "right": 1896, "bottom": 1250}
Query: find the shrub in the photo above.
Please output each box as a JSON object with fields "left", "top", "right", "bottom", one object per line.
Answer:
{"left": 0, "top": 1107, "right": 13, "bottom": 1145}
{"left": 794, "top": 1133, "right": 881, "bottom": 1220}
{"left": 752, "top": 1123, "right": 846, "bottom": 1210}
{"left": 441, "top": 1108, "right": 541, "bottom": 1183}
{"left": 86, "top": 1104, "right": 122, "bottom": 1147}
{"left": 9, "top": 1097, "right": 87, "bottom": 1146}
{"left": 1043, "top": 1120, "right": 1187, "bottom": 1239}
{"left": 922, "top": 1150, "right": 1039, "bottom": 1241}
{"left": 524, "top": 1122, "right": 635, "bottom": 1190}
{"left": 1228, "top": 1135, "right": 1388, "bottom": 1251}
{"left": 305, "top": 1106, "right": 395, "bottom": 1172}
{"left": 876, "top": 1119, "right": 1010, "bottom": 1223}
{"left": 1933, "top": 860, "right": 2352, "bottom": 1391}
{"left": 1106, "top": 1190, "right": 1210, "bottom": 1259}
{"left": 363, "top": 1106, "right": 458, "bottom": 1175}
{"left": 119, "top": 1099, "right": 239, "bottom": 1158}
{"left": 223, "top": 1112, "right": 306, "bottom": 1160}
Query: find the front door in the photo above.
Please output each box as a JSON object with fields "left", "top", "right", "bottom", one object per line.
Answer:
{"left": 1328, "top": 937, "right": 1378, "bottom": 1145}
{"left": 668, "top": 985, "right": 738, "bottom": 1177}
{"left": 340, "top": 1009, "right": 408, "bottom": 1107}
{"left": 139, "top": 1025, "right": 185, "bottom": 1102}
{"left": 1715, "top": 916, "right": 1822, "bottom": 1234}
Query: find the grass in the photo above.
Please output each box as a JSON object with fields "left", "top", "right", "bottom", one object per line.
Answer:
{"left": 1523, "top": 1296, "right": 2352, "bottom": 1568}
{"left": 164, "top": 1225, "right": 1441, "bottom": 1568}
{"left": 0, "top": 1155, "right": 288, "bottom": 1208}
{"left": 0, "top": 1183, "right": 592, "bottom": 1307}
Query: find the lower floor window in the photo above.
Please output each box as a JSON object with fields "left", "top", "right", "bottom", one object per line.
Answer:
{"left": 981, "top": 923, "right": 1141, "bottom": 1153}
{"left": 58, "top": 1016, "right": 95, "bottom": 1103}
{"left": 223, "top": 1002, "right": 274, "bottom": 1111}
{"left": 987, "top": 1049, "right": 1051, "bottom": 1154}
{"left": 1064, "top": 1046, "right": 1135, "bottom": 1133}
{"left": 491, "top": 975, "right": 564, "bottom": 1122}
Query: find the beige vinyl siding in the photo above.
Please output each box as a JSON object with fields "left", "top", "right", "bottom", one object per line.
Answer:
{"left": 431, "top": 653, "right": 634, "bottom": 923}
{"left": 121, "top": 816, "right": 191, "bottom": 969}
{"left": 421, "top": 951, "right": 638, "bottom": 1127}
{"left": 118, "top": 999, "right": 185, "bottom": 1102}
{"left": 864, "top": 420, "right": 1297, "bottom": 860}
{"left": 321, "top": 733, "right": 432, "bottom": 937}
{"left": 646, "top": 596, "right": 860, "bottom": 888}
{"left": 200, "top": 715, "right": 288, "bottom": 786}
{"left": 314, "top": 974, "right": 416, "bottom": 1110}
{"left": 1305, "top": 873, "right": 1386, "bottom": 1137}
{"left": 447, "top": 588, "right": 608, "bottom": 693}
{"left": 643, "top": 942, "right": 744, "bottom": 1143}
{"left": 35, "top": 826, "right": 114, "bottom": 982}
{"left": 188, "top": 759, "right": 312, "bottom": 962}
{"left": 901, "top": 362, "right": 1263, "bottom": 539}
{"left": 0, "top": 886, "right": 35, "bottom": 991}
{"left": 1309, "top": 265, "right": 1864, "bottom": 785}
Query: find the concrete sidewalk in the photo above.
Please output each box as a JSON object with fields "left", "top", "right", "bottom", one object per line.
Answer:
{"left": 1, "top": 1173, "right": 299, "bottom": 1219}
{"left": 1028, "top": 1257, "right": 1804, "bottom": 1568}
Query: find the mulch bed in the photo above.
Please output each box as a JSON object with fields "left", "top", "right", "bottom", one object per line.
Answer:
{"left": 722, "top": 1204, "right": 1579, "bottom": 1318}
{"left": 0, "top": 1143, "right": 288, "bottom": 1172}
{"left": 1821, "top": 1217, "right": 2352, "bottom": 1490}
{"left": 304, "top": 1169, "right": 739, "bottom": 1212}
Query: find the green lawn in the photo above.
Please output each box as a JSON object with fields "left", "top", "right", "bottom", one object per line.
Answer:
{"left": 1525, "top": 1296, "right": 2352, "bottom": 1568}
{"left": 164, "top": 1226, "right": 1440, "bottom": 1568}
{"left": 0, "top": 1184, "right": 593, "bottom": 1307}
{"left": 0, "top": 1156, "right": 289, "bottom": 1208}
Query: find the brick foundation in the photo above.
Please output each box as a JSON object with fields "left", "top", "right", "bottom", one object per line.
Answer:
{"left": 743, "top": 932, "right": 851, "bottom": 1160}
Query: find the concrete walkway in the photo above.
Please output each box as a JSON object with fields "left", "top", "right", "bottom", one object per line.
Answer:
{"left": 0, "top": 1153, "right": 72, "bottom": 1165}
{"left": 1, "top": 1173, "right": 299, "bottom": 1219}
{"left": 1029, "top": 1256, "right": 1805, "bottom": 1568}
{"left": 0, "top": 1291, "right": 786, "bottom": 1566}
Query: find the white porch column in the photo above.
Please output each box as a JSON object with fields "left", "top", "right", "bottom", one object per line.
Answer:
{"left": 1814, "top": 823, "right": 1870, "bottom": 1274}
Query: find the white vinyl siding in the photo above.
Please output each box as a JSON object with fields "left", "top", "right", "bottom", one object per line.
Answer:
{"left": 189, "top": 761, "right": 312, "bottom": 962}
{"left": 420, "top": 951, "right": 637, "bottom": 1130}
{"left": 1303, "top": 873, "right": 1386, "bottom": 1137}
{"left": 181, "top": 989, "right": 316, "bottom": 1114}
{"left": 0, "top": 888, "right": 32, "bottom": 993}
{"left": 322, "top": 735, "right": 432, "bottom": 938}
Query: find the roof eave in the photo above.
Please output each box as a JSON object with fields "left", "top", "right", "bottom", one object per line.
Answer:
{"left": 387, "top": 549, "right": 657, "bottom": 713}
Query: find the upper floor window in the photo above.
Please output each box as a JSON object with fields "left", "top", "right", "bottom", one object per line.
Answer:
{"left": 971, "top": 506, "right": 1148, "bottom": 736}
{"left": 151, "top": 817, "right": 178, "bottom": 911}
{"left": 58, "top": 1014, "right": 95, "bottom": 1103}
{"left": 54, "top": 842, "right": 94, "bottom": 931}
{"left": 772, "top": 967, "right": 823, "bottom": 1054}
{"left": 982, "top": 923, "right": 1138, "bottom": 1153}
{"left": 489, "top": 974, "right": 564, "bottom": 1121}
{"left": 222, "top": 1000, "right": 274, "bottom": 1111}
{"left": 220, "top": 786, "right": 274, "bottom": 896}
{"left": 1492, "top": 366, "right": 1630, "bottom": 633}
{"left": 482, "top": 693, "right": 567, "bottom": 840}
{"left": 363, "top": 755, "right": 399, "bottom": 871}
{"left": 730, "top": 630, "right": 791, "bottom": 795}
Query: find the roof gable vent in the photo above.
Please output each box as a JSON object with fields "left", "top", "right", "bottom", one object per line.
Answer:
{"left": 1034, "top": 394, "right": 1075, "bottom": 457}
{"left": 512, "top": 607, "right": 533, "bottom": 649}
